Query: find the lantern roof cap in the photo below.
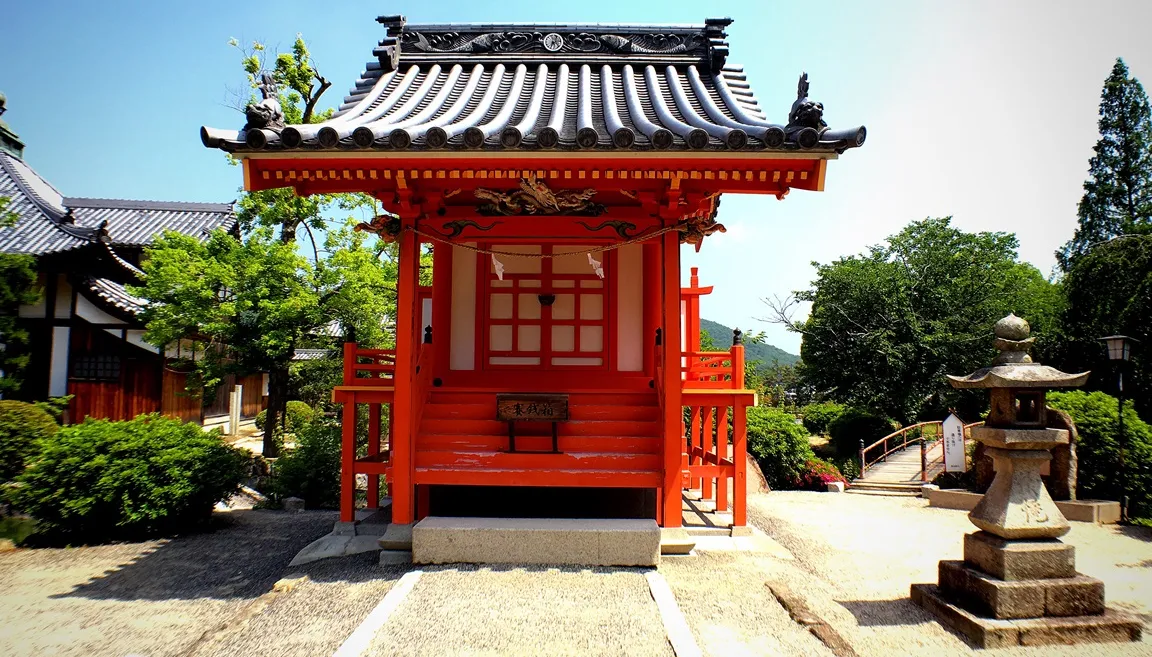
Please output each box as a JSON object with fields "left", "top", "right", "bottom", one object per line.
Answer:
{"left": 947, "top": 314, "right": 1089, "bottom": 389}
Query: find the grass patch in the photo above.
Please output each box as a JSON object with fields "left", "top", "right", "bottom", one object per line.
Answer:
{"left": 808, "top": 435, "right": 837, "bottom": 459}
{"left": 0, "top": 516, "right": 37, "bottom": 545}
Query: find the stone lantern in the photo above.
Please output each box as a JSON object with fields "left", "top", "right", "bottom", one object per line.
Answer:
{"left": 912, "top": 314, "right": 1141, "bottom": 647}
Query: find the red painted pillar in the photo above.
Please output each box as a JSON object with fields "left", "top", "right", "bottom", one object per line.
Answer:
{"left": 390, "top": 222, "right": 419, "bottom": 525}
{"left": 661, "top": 231, "right": 683, "bottom": 528}
{"left": 432, "top": 242, "right": 452, "bottom": 379}
{"left": 642, "top": 242, "right": 660, "bottom": 377}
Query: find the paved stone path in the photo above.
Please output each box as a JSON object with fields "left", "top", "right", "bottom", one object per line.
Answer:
{"left": 859, "top": 441, "right": 943, "bottom": 484}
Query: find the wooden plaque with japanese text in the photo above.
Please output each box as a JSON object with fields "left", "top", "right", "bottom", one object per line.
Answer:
{"left": 495, "top": 393, "right": 569, "bottom": 422}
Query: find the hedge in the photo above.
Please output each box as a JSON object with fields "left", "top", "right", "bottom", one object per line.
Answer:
{"left": 11, "top": 414, "right": 250, "bottom": 541}
{"left": 746, "top": 406, "right": 815, "bottom": 490}
{"left": 0, "top": 400, "right": 59, "bottom": 482}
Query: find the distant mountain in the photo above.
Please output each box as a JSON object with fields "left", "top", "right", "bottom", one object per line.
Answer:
{"left": 700, "top": 318, "right": 800, "bottom": 368}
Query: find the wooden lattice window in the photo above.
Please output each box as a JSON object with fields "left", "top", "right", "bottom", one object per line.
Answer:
{"left": 70, "top": 355, "right": 121, "bottom": 382}
{"left": 482, "top": 244, "right": 610, "bottom": 369}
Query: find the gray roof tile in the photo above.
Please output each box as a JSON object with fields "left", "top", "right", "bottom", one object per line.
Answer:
{"left": 0, "top": 152, "right": 235, "bottom": 255}
{"left": 201, "top": 17, "right": 866, "bottom": 156}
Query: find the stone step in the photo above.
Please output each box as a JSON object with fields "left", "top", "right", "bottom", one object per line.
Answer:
{"left": 411, "top": 516, "right": 661, "bottom": 567}
{"left": 846, "top": 487, "right": 921, "bottom": 497}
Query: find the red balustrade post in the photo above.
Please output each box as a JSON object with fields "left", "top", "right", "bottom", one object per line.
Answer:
{"left": 733, "top": 400, "right": 749, "bottom": 527}
{"left": 340, "top": 399, "right": 356, "bottom": 523}
{"left": 367, "top": 403, "right": 381, "bottom": 508}
{"left": 716, "top": 406, "right": 730, "bottom": 512}
{"left": 343, "top": 342, "right": 356, "bottom": 384}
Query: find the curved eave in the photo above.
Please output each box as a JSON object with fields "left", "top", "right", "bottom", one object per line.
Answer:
{"left": 202, "top": 61, "right": 865, "bottom": 157}
{"left": 946, "top": 367, "right": 1091, "bottom": 390}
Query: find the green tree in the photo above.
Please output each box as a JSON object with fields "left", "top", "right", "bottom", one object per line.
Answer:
{"left": 767, "top": 218, "right": 1062, "bottom": 424}
{"left": 1059, "top": 234, "right": 1151, "bottom": 418}
{"left": 0, "top": 196, "right": 40, "bottom": 395}
{"left": 134, "top": 225, "right": 394, "bottom": 456}
{"left": 1058, "top": 58, "right": 1152, "bottom": 271}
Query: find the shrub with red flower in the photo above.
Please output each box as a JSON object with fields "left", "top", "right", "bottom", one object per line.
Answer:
{"left": 796, "top": 458, "right": 848, "bottom": 491}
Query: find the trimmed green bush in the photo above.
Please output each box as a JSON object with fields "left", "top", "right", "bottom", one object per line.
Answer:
{"left": 827, "top": 407, "right": 897, "bottom": 457}
{"left": 0, "top": 400, "right": 59, "bottom": 482}
{"left": 255, "top": 400, "right": 314, "bottom": 433}
{"left": 801, "top": 401, "right": 846, "bottom": 436}
{"left": 11, "top": 414, "right": 250, "bottom": 541}
{"left": 1048, "top": 390, "right": 1152, "bottom": 520}
{"left": 272, "top": 417, "right": 341, "bottom": 508}
{"left": 746, "top": 406, "right": 815, "bottom": 490}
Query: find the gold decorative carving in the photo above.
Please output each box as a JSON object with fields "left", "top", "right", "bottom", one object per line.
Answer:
{"left": 475, "top": 174, "right": 605, "bottom": 216}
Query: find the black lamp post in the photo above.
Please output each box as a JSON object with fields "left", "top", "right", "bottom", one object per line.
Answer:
{"left": 1099, "top": 335, "right": 1140, "bottom": 522}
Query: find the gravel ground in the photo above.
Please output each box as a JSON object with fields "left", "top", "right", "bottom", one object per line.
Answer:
{"left": 0, "top": 506, "right": 333, "bottom": 657}
{"left": 368, "top": 565, "right": 674, "bottom": 657}
{"left": 189, "top": 553, "right": 407, "bottom": 657}
{"left": 661, "top": 548, "right": 835, "bottom": 657}
{"left": 749, "top": 491, "right": 1152, "bottom": 657}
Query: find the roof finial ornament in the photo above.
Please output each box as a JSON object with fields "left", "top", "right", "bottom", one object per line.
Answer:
{"left": 786, "top": 72, "right": 826, "bottom": 149}
{"left": 243, "top": 73, "right": 285, "bottom": 132}
{"left": 992, "top": 313, "right": 1035, "bottom": 364}
{"left": 0, "top": 92, "right": 7, "bottom": 117}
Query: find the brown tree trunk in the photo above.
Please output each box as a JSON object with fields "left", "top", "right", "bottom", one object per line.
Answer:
{"left": 263, "top": 365, "right": 290, "bottom": 458}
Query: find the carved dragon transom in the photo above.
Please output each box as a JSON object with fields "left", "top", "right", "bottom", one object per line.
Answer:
{"left": 475, "top": 175, "right": 605, "bottom": 216}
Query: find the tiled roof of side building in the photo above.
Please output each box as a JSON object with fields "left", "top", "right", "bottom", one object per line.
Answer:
{"left": 0, "top": 151, "right": 94, "bottom": 253}
{"left": 83, "top": 276, "right": 149, "bottom": 317}
{"left": 64, "top": 197, "right": 236, "bottom": 248}
{"left": 0, "top": 152, "right": 236, "bottom": 254}
{"left": 201, "top": 16, "right": 865, "bottom": 155}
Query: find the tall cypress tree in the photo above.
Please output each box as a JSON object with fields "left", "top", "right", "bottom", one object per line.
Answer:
{"left": 1058, "top": 58, "right": 1152, "bottom": 271}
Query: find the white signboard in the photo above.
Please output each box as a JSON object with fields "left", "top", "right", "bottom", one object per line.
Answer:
{"left": 943, "top": 414, "right": 967, "bottom": 473}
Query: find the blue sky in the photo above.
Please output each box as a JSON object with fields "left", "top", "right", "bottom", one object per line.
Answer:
{"left": 3, "top": 0, "right": 1151, "bottom": 353}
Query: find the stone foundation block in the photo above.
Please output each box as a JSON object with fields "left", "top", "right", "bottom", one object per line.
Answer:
{"left": 412, "top": 517, "right": 660, "bottom": 566}
{"left": 938, "top": 560, "right": 1104, "bottom": 619}
{"left": 659, "top": 528, "right": 696, "bottom": 555}
{"left": 964, "top": 531, "right": 1075, "bottom": 581}
{"left": 912, "top": 584, "right": 1141, "bottom": 648}
{"left": 378, "top": 523, "right": 413, "bottom": 550}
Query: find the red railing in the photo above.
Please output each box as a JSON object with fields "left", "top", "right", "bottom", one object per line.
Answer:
{"left": 680, "top": 342, "right": 751, "bottom": 526}
{"left": 412, "top": 331, "right": 435, "bottom": 433}
{"left": 342, "top": 345, "right": 396, "bottom": 386}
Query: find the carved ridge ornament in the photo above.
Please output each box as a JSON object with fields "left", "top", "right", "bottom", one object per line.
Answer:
{"left": 402, "top": 31, "right": 704, "bottom": 56}
{"left": 474, "top": 175, "right": 606, "bottom": 216}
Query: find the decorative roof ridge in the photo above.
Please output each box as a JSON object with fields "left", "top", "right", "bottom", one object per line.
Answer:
{"left": 64, "top": 196, "right": 235, "bottom": 213}
{"left": 0, "top": 151, "right": 68, "bottom": 220}
{"left": 81, "top": 275, "right": 148, "bottom": 318}
{"left": 103, "top": 242, "right": 146, "bottom": 278}
{"left": 376, "top": 15, "right": 732, "bottom": 73}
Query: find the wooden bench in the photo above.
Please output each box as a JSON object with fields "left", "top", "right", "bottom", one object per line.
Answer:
{"left": 496, "top": 393, "right": 569, "bottom": 454}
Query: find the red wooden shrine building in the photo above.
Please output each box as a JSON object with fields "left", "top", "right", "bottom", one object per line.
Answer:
{"left": 201, "top": 15, "right": 864, "bottom": 530}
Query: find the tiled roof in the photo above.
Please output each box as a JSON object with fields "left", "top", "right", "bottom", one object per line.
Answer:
{"left": 83, "top": 276, "right": 148, "bottom": 317}
{"left": 64, "top": 197, "right": 236, "bottom": 248}
{"left": 0, "top": 152, "right": 94, "bottom": 253}
{"left": 0, "top": 151, "right": 235, "bottom": 255}
{"left": 201, "top": 16, "right": 865, "bottom": 155}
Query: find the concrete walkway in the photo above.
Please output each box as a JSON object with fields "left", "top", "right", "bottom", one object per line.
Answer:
{"left": 364, "top": 566, "right": 674, "bottom": 657}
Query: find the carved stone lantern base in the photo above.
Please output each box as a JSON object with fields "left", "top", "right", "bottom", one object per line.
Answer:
{"left": 969, "top": 445, "right": 1069, "bottom": 540}
{"left": 912, "top": 433, "right": 1140, "bottom": 647}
